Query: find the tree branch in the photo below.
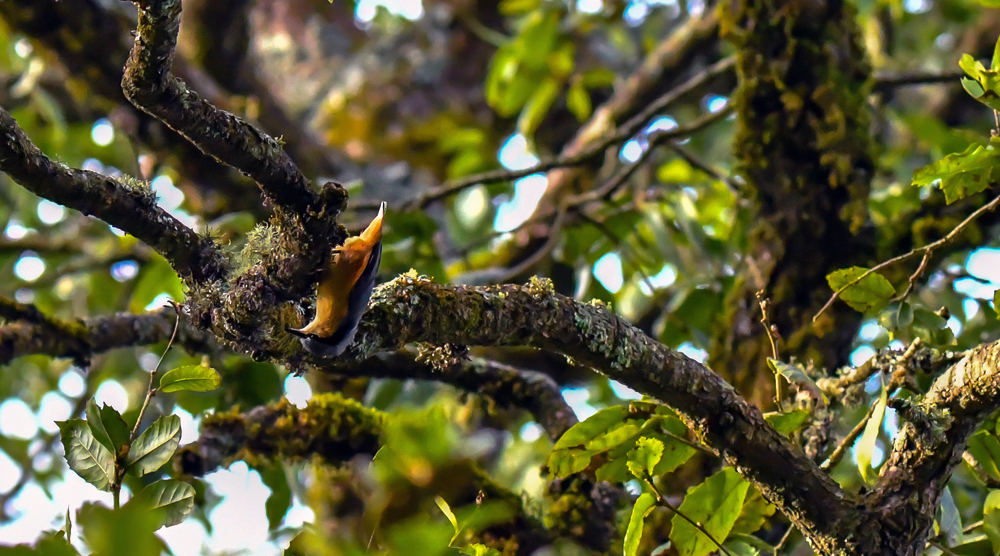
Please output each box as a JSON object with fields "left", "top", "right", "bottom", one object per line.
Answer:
{"left": 868, "top": 339, "right": 1000, "bottom": 554}
{"left": 330, "top": 352, "right": 578, "bottom": 441}
{"left": 0, "top": 306, "right": 216, "bottom": 366}
{"left": 121, "top": 0, "right": 321, "bottom": 219}
{"left": 342, "top": 276, "right": 860, "bottom": 550}
{"left": 0, "top": 105, "right": 228, "bottom": 282}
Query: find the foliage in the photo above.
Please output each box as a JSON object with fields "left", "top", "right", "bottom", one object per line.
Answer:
{"left": 2, "top": 2, "right": 1000, "bottom": 556}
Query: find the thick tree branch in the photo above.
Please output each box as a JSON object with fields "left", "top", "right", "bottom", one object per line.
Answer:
{"left": 175, "top": 394, "right": 556, "bottom": 553}
{"left": 330, "top": 352, "right": 578, "bottom": 441}
{"left": 0, "top": 306, "right": 216, "bottom": 366}
{"left": 0, "top": 105, "right": 227, "bottom": 281}
{"left": 868, "top": 339, "right": 1000, "bottom": 555}
{"left": 121, "top": 0, "right": 320, "bottom": 219}
{"left": 343, "top": 276, "right": 860, "bottom": 550}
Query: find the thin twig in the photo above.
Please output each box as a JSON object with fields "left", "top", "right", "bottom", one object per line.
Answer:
{"left": 814, "top": 191, "right": 1000, "bottom": 322}
{"left": 821, "top": 400, "right": 879, "bottom": 472}
{"left": 404, "top": 57, "right": 737, "bottom": 210}
{"left": 644, "top": 476, "right": 735, "bottom": 556}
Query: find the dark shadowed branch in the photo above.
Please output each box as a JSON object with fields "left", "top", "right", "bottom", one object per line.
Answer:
{"left": 0, "top": 106, "right": 228, "bottom": 281}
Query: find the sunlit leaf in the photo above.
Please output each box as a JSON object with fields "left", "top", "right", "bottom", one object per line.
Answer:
{"left": 763, "top": 408, "right": 811, "bottom": 436}
{"left": 766, "top": 359, "right": 824, "bottom": 405}
{"left": 626, "top": 436, "right": 664, "bottom": 478}
{"left": 826, "top": 266, "right": 895, "bottom": 315}
{"left": 857, "top": 380, "right": 888, "bottom": 484}
{"left": 730, "top": 488, "right": 776, "bottom": 536}
{"left": 984, "top": 490, "right": 1000, "bottom": 555}
{"left": 670, "top": 468, "right": 750, "bottom": 556}
{"left": 624, "top": 492, "right": 657, "bottom": 556}
{"left": 968, "top": 432, "right": 1000, "bottom": 483}
{"left": 159, "top": 365, "right": 221, "bottom": 393}
{"left": 912, "top": 144, "right": 999, "bottom": 204}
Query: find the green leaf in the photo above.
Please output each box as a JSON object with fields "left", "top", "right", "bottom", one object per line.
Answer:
{"left": 627, "top": 437, "right": 665, "bottom": 478}
{"left": 968, "top": 432, "right": 1000, "bottom": 482}
{"left": 730, "top": 488, "right": 776, "bottom": 536}
{"left": 460, "top": 544, "right": 502, "bottom": 556}
{"left": 993, "top": 35, "right": 1000, "bottom": 71}
{"left": 994, "top": 290, "right": 1000, "bottom": 320}
{"left": 129, "top": 256, "right": 184, "bottom": 313}
{"left": 57, "top": 420, "right": 115, "bottom": 492}
{"left": 86, "top": 398, "right": 114, "bottom": 453}
{"left": 878, "top": 302, "right": 913, "bottom": 332}
{"left": 159, "top": 365, "right": 221, "bottom": 393}
{"left": 766, "top": 359, "right": 824, "bottom": 405}
{"left": 624, "top": 492, "right": 657, "bottom": 556}
{"left": 77, "top": 502, "right": 164, "bottom": 556}
{"left": 435, "top": 496, "right": 459, "bottom": 534}
{"left": 86, "top": 400, "right": 129, "bottom": 455}
{"left": 566, "top": 80, "right": 592, "bottom": 122}
{"left": 763, "top": 408, "right": 811, "bottom": 435}
{"left": 553, "top": 406, "right": 629, "bottom": 450}
{"left": 499, "top": 0, "right": 543, "bottom": 16}
{"left": 517, "top": 76, "right": 561, "bottom": 137}
{"left": 826, "top": 266, "right": 895, "bottom": 315}
{"left": 912, "top": 144, "right": 999, "bottom": 204}
{"left": 670, "top": 468, "right": 750, "bottom": 556}
{"left": 126, "top": 415, "right": 181, "bottom": 477}
{"left": 133, "top": 479, "right": 196, "bottom": 528}
{"left": 260, "top": 465, "right": 292, "bottom": 531}
{"left": 857, "top": 381, "right": 888, "bottom": 484}
{"left": 938, "top": 485, "right": 963, "bottom": 547}
{"left": 984, "top": 490, "right": 1000, "bottom": 555}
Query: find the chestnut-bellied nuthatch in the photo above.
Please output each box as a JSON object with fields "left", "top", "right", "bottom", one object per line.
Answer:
{"left": 287, "top": 202, "right": 384, "bottom": 357}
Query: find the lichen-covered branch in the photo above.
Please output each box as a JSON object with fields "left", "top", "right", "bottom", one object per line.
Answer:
{"left": 0, "top": 105, "right": 227, "bottom": 282}
{"left": 347, "top": 276, "right": 860, "bottom": 550}
{"left": 175, "top": 394, "right": 556, "bottom": 554}
{"left": 0, "top": 306, "right": 216, "bottom": 366}
{"left": 122, "top": 0, "right": 321, "bottom": 219}
{"left": 867, "top": 339, "right": 1000, "bottom": 555}
{"left": 330, "top": 352, "right": 578, "bottom": 440}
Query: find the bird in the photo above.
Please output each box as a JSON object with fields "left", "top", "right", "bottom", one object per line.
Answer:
{"left": 287, "top": 202, "right": 385, "bottom": 357}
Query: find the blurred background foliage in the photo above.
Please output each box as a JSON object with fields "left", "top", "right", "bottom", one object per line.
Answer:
{"left": 1, "top": 0, "right": 1000, "bottom": 554}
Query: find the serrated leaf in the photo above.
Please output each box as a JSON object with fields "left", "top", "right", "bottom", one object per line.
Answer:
{"left": 134, "top": 479, "right": 195, "bottom": 528}
{"left": 763, "top": 408, "right": 811, "bottom": 435}
{"left": 857, "top": 381, "right": 888, "bottom": 484}
{"left": 627, "top": 437, "right": 664, "bottom": 478}
{"left": 86, "top": 400, "right": 129, "bottom": 456}
{"left": 625, "top": 492, "right": 657, "bottom": 556}
{"left": 670, "top": 468, "right": 750, "bottom": 556}
{"left": 126, "top": 415, "right": 181, "bottom": 477}
{"left": 912, "top": 144, "right": 999, "bottom": 203}
{"left": 159, "top": 365, "right": 221, "bottom": 393}
{"left": 58, "top": 420, "right": 115, "bottom": 492}
{"left": 826, "top": 266, "right": 895, "bottom": 315}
